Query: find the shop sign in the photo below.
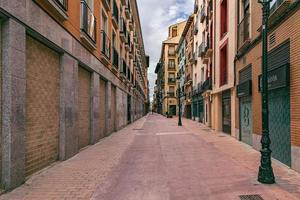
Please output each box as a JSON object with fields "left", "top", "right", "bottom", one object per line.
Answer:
{"left": 258, "top": 64, "right": 289, "bottom": 92}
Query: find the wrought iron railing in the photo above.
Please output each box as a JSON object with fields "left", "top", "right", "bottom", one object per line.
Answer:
{"left": 200, "top": 6, "right": 206, "bottom": 23}
{"left": 168, "top": 78, "right": 176, "bottom": 84}
{"left": 80, "top": 1, "right": 96, "bottom": 42}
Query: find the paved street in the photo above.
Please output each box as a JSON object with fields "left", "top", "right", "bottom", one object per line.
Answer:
{"left": 1, "top": 114, "right": 300, "bottom": 200}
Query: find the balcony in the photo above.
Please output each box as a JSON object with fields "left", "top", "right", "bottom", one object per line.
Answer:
{"left": 129, "top": 44, "right": 134, "bottom": 59}
{"left": 198, "top": 42, "right": 207, "bottom": 57}
{"left": 200, "top": 6, "right": 206, "bottom": 23}
{"left": 168, "top": 63, "right": 176, "bottom": 70}
{"left": 269, "top": 0, "right": 292, "bottom": 23}
{"left": 120, "top": 59, "right": 127, "bottom": 80}
{"left": 125, "top": 32, "right": 130, "bottom": 51}
{"left": 129, "top": 17, "right": 134, "bottom": 30}
{"left": 205, "top": 39, "right": 213, "bottom": 58}
{"left": 194, "top": 25, "right": 198, "bottom": 35}
{"left": 120, "top": 18, "right": 127, "bottom": 43}
{"left": 194, "top": 1, "right": 199, "bottom": 14}
{"left": 101, "top": 31, "right": 111, "bottom": 62}
{"left": 192, "top": 53, "right": 197, "bottom": 64}
{"left": 208, "top": 0, "right": 213, "bottom": 19}
{"left": 112, "top": 48, "right": 119, "bottom": 71}
{"left": 80, "top": 1, "right": 97, "bottom": 48}
{"left": 238, "top": 13, "right": 250, "bottom": 50}
{"left": 125, "top": 0, "right": 131, "bottom": 19}
{"left": 112, "top": 0, "right": 119, "bottom": 28}
{"left": 42, "top": 0, "right": 68, "bottom": 20}
{"left": 101, "top": 0, "right": 111, "bottom": 11}
{"left": 120, "top": 0, "right": 126, "bottom": 6}
{"left": 202, "top": 77, "right": 212, "bottom": 91}
{"left": 168, "top": 78, "right": 176, "bottom": 84}
{"left": 185, "top": 75, "right": 192, "bottom": 85}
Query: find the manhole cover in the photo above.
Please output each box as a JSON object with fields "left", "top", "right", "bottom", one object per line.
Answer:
{"left": 239, "top": 194, "right": 264, "bottom": 200}
{"left": 133, "top": 128, "right": 144, "bottom": 130}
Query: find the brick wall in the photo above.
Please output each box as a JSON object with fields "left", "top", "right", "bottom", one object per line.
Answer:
{"left": 78, "top": 67, "right": 91, "bottom": 149}
{"left": 99, "top": 78, "right": 106, "bottom": 138}
{"left": 268, "top": 10, "right": 300, "bottom": 147}
{"left": 25, "top": 36, "right": 60, "bottom": 176}
{"left": 236, "top": 9, "right": 300, "bottom": 147}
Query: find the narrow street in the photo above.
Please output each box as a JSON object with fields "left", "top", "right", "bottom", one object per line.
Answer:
{"left": 1, "top": 114, "right": 300, "bottom": 200}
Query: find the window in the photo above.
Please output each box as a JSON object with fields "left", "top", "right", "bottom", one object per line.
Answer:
{"left": 220, "top": 44, "right": 228, "bottom": 86}
{"left": 172, "top": 26, "right": 177, "bottom": 37}
{"left": 168, "top": 45, "right": 175, "bottom": 56}
{"left": 101, "top": 11, "right": 108, "bottom": 32}
{"left": 169, "top": 73, "right": 175, "bottom": 79}
{"left": 220, "top": 0, "right": 228, "bottom": 38}
{"left": 168, "top": 59, "right": 175, "bottom": 69}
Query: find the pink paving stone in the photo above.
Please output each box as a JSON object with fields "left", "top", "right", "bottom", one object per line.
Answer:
{"left": 1, "top": 114, "right": 300, "bottom": 200}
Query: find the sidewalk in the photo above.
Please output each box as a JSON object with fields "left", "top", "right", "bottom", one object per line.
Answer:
{"left": 171, "top": 116, "right": 300, "bottom": 199}
{"left": 1, "top": 114, "right": 300, "bottom": 200}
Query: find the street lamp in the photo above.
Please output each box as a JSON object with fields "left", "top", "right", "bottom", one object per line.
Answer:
{"left": 258, "top": 0, "right": 275, "bottom": 184}
{"left": 176, "top": 74, "right": 182, "bottom": 126}
{"left": 166, "top": 92, "right": 170, "bottom": 118}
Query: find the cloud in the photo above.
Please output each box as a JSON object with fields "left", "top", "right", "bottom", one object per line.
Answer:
{"left": 137, "top": 0, "right": 193, "bottom": 101}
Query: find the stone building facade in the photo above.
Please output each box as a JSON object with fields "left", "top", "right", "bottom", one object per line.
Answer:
{"left": 160, "top": 21, "right": 186, "bottom": 116}
{"left": 0, "top": 0, "right": 149, "bottom": 191}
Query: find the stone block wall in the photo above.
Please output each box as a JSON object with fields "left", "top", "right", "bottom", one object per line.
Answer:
{"left": 0, "top": 17, "right": 146, "bottom": 191}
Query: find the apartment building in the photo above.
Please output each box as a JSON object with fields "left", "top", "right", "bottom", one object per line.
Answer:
{"left": 160, "top": 21, "right": 186, "bottom": 116}
{"left": 235, "top": 0, "right": 300, "bottom": 172}
{"left": 211, "top": 0, "right": 237, "bottom": 136}
{"left": 177, "top": 35, "right": 186, "bottom": 117}
{"left": 154, "top": 61, "right": 164, "bottom": 114}
{"left": 192, "top": 0, "right": 214, "bottom": 124}
{"left": 0, "top": 0, "right": 148, "bottom": 190}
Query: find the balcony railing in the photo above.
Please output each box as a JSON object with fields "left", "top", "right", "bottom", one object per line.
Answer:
{"left": 238, "top": 13, "right": 250, "bottom": 49}
{"left": 194, "top": 25, "right": 198, "bottom": 35}
{"left": 101, "top": 31, "right": 110, "bottom": 59}
{"left": 113, "top": 48, "right": 119, "bottom": 69}
{"left": 200, "top": 6, "right": 206, "bottom": 23}
{"left": 125, "top": 0, "right": 131, "bottom": 19}
{"left": 198, "top": 42, "right": 207, "bottom": 57}
{"left": 168, "top": 78, "right": 176, "bottom": 84}
{"left": 168, "top": 92, "right": 175, "bottom": 98}
{"left": 202, "top": 77, "right": 212, "bottom": 91}
{"left": 168, "top": 63, "right": 175, "bottom": 70}
{"left": 194, "top": 1, "right": 199, "bottom": 14}
{"left": 80, "top": 1, "right": 96, "bottom": 42}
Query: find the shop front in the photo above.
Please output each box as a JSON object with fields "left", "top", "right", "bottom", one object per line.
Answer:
{"left": 222, "top": 90, "right": 231, "bottom": 134}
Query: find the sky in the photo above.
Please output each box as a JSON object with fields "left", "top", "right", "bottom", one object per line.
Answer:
{"left": 136, "top": 0, "right": 193, "bottom": 102}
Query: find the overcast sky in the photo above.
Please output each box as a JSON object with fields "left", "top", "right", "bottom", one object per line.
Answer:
{"left": 136, "top": 0, "right": 193, "bottom": 101}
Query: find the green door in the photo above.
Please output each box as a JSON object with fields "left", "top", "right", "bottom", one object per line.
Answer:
{"left": 240, "top": 97, "right": 252, "bottom": 146}
{"left": 269, "top": 88, "right": 291, "bottom": 166}
{"left": 169, "top": 105, "right": 176, "bottom": 116}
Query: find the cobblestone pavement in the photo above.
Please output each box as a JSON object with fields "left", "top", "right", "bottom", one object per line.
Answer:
{"left": 1, "top": 114, "right": 300, "bottom": 200}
